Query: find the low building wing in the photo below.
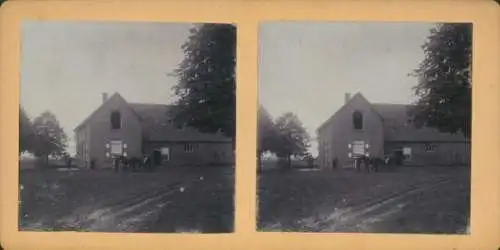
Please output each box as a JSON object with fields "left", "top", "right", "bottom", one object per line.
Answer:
{"left": 129, "top": 103, "right": 231, "bottom": 143}
{"left": 371, "top": 103, "right": 468, "bottom": 142}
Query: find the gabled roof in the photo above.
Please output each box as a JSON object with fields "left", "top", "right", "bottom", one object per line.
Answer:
{"left": 74, "top": 92, "right": 137, "bottom": 132}
{"left": 317, "top": 92, "right": 383, "bottom": 133}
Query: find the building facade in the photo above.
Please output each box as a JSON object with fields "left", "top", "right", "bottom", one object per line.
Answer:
{"left": 74, "top": 93, "right": 233, "bottom": 168}
{"left": 316, "top": 93, "right": 470, "bottom": 169}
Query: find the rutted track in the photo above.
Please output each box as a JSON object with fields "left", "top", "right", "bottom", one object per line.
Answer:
{"left": 20, "top": 166, "right": 235, "bottom": 233}
{"left": 55, "top": 178, "right": 203, "bottom": 232}
{"left": 312, "top": 176, "right": 453, "bottom": 232}
{"left": 261, "top": 174, "right": 456, "bottom": 232}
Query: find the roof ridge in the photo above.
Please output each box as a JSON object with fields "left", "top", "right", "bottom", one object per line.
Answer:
{"left": 372, "top": 102, "right": 411, "bottom": 106}
{"left": 129, "top": 102, "right": 170, "bottom": 106}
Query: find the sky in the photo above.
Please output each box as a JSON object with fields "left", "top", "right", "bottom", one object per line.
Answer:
{"left": 258, "top": 22, "right": 437, "bottom": 157}
{"left": 21, "top": 21, "right": 194, "bottom": 155}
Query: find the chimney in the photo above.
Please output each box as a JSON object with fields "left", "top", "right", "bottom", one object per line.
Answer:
{"left": 102, "top": 93, "right": 108, "bottom": 104}
{"left": 344, "top": 93, "right": 351, "bottom": 104}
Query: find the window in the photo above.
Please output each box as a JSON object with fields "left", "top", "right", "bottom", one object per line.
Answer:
{"left": 403, "top": 147, "right": 412, "bottom": 161}
{"left": 161, "top": 147, "right": 170, "bottom": 161}
{"left": 352, "top": 140, "right": 365, "bottom": 156}
{"left": 425, "top": 144, "right": 437, "bottom": 152}
{"left": 352, "top": 111, "right": 363, "bottom": 130}
{"left": 110, "top": 111, "right": 121, "bottom": 130}
{"left": 184, "top": 143, "right": 194, "bottom": 153}
{"left": 161, "top": 147, "right": 170, "bottom": 155}
{"left": 110, "top": 140, "right": 123, "bottom": 155}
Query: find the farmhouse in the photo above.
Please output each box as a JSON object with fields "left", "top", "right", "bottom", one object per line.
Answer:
{"left": 74, "top": 92, "right": 233, "bottom": 168}
{"left": 316, "top": 92, "right": 470, "bottom": 169}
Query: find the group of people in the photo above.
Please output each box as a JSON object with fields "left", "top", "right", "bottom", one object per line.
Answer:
{"left": 58, "top": 152, "right": 157, "bottom": 171}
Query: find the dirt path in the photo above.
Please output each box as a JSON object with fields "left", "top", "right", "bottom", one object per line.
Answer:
{"left": 20, "top": 167, "right": 234, "bottom": 233}
{"left": 258, "top": 167, "right": 470, "bottom": 234}
{"left": 301, "top": 176, "right": 453, "bottom": 232}
{"left": 53, "top": 179, "right": 200, "bottom": 232}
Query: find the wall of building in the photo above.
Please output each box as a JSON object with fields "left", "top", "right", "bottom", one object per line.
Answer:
{"left": 83, "top": 96, "right": 143, "bottom": 168}
{"left": 75, "top": 124, "right": 91, "bottom": 167}
{"left": 317, "top": 94, "right": 385, "bottom": 169}
{"left": 385, "top": 141, "right": 471, "bottom": 166}
{"left": 143, "top": 141, "right": 234, "bottom": 166}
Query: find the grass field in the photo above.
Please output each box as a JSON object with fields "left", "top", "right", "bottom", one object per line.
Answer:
{"left": 257, "top": 166, "right": 470, "bottom": 234}
{"left": 19, "top": 166, "right": 234, "bottom": 233}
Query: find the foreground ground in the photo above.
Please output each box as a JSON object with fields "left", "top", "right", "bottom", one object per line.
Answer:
{"left": 19, "top": 166, "right": 234, "bottom": 233}
{"left": 257, "top": 166, "right": 470, "bottom": 234}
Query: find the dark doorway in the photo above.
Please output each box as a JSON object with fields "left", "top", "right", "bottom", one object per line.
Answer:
{"left": 152, "top": 150, "right": 162, "bottom": 165}
{"left": 393, "top": 150, "right": 404, "bottom": 165}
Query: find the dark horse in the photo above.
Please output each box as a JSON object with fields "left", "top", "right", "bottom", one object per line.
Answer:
{"left": 113, "top": 153, "right": 154, "bottom": 172}
{"left": 353, "top": 155, "right": 386, "bottom": 173}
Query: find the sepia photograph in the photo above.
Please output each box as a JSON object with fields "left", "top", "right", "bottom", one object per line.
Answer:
{"left": 257, "top": 22, "right": 471, "bottom": 234}
{"left": 18, "top": 21, "right": 236, "bottom": 233}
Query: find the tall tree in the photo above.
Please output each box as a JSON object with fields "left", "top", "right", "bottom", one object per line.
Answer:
{"left": 19, "top": 106, "right": 35, "bottom": 155}
{"left": 31, "top": 111, "right": 68, "bottom": 165}
{"left": 273, "top": 112, "right": 311, "bottom": 169}
{"left": 169, "top": 23, "right": 236, "bottom": 147}
{"left": 409, "top": 23, "right": 472, "bottom": 138}
{"left": 257, "top": 106, "right": 278, "bottom": 172}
